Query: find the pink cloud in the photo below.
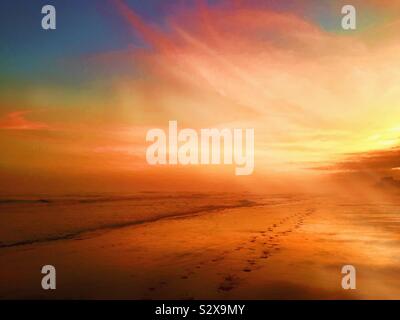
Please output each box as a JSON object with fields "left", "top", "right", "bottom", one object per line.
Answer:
{"left": 0, "top": 111, "right": 50, "bottom": 131}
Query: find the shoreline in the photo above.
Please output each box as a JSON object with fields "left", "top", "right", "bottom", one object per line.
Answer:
{"left": 1, "top": 196, "right": 400, "bottom": 299}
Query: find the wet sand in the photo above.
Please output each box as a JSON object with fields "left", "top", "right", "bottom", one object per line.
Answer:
{"left": 1, "top": 194, "right": 400, "bottom": 299}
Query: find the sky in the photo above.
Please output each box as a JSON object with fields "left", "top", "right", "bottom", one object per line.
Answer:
{"left": 1, "top": 0, "right": 400, "bottom": 194}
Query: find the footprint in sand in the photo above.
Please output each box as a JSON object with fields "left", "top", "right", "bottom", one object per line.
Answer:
{"left": 147, "top": 279, "right": 169, "bottom": 293}
{"left": 180, "top": 269, "right": 195, "bottom": 280}
{"left": 247, "top": 259, "right": 256, "bottom": 265}
{"left": 260, "top": 250, "right": 270, "bottom": 259}
{"left": 218, "top": 274, "right": 240, "bottom": 292}
{"left": 211, "top": 256, "right": 224, "bottom": 262}
{"left": 226, "top": 210, "right": 315, "bottom": 278}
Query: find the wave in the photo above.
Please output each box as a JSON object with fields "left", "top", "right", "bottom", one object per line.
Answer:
{"left": 0, "top": 199, "right": 259, "bottom": 249}
{"left": 0, "top": 193, "right": 210, "bottom": 206}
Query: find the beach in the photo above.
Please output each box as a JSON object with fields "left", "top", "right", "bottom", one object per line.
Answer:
{"left": 1, "top": 193, "right": 400, "bottom": 299}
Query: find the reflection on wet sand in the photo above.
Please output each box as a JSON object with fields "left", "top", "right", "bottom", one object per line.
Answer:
{"left": 0, "top": 193, "right": 400, "bottom": 299}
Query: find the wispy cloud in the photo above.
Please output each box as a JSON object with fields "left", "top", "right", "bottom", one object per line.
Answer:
{"left": 0, "top": 111, "right": 50, "bottom": 131}
{"left": 109, "top": 0, "right": 400, "bottom": 173}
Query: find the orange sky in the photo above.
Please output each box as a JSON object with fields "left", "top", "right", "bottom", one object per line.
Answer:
{"left": 1, "top": 0, "right": 400, "bottom": 194}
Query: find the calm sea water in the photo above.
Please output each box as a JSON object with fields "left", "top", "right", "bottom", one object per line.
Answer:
{"left": 0, "top": 192, "right": 304, "bottom": 248}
